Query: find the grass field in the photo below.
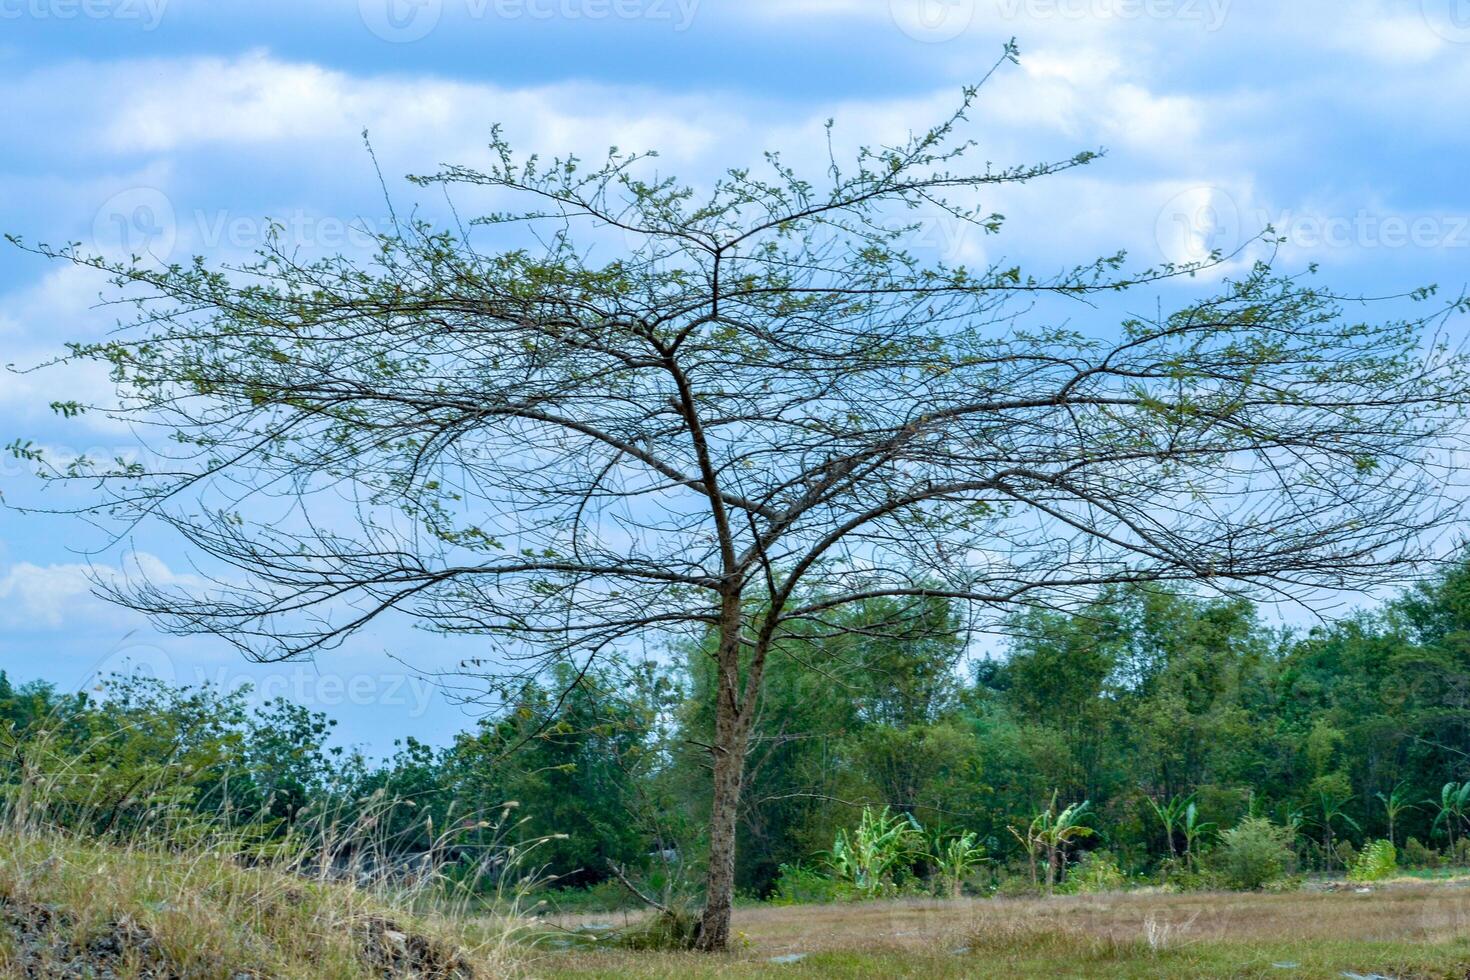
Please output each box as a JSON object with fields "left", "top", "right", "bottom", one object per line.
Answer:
{"left": 528, "top": 883, "right": 1470, "bottom": 979}
{"left": 10, "top": 827, "right": 1470, "bottom": 978}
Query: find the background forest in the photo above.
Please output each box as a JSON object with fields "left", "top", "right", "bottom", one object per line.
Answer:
{"left": 12, "top": 557, "right": 1470, "bottom": 905}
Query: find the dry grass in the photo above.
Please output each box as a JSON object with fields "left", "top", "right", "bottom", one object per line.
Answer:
{"left": 530, "top": 884, "right": 1470, "bottom": 978}
{"left": 0, "top": 829, "right": 527, "bottom": 978}
{"left": 0, "top": 718, "right": 557, "bottom": 977}
{"left": 7, "top": 826, "right": 1470, "bottom": 978}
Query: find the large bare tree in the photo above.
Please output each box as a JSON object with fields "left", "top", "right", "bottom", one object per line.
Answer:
{"left": 14, "top": 52, "right": 1469, "bottom": 948}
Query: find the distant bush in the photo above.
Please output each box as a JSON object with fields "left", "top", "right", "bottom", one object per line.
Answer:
{"left": 1163, "top": 867, "right": 1212, "bottom": 892}
{"left": 1212, "top": 817, "right": 1295, "bottom": 891}
{"left": 993, "top": 874, "right": 1044, "bottom": 899}
{"left": 771, "top": 864, "right": 854, "bottom": 906}
{"left": 1403, "top": 837, "right": 1439, "bottom": 868}
{"left": 539, "top": 880, "right": 641, "bottom": 914}
{"left": 611, "top": 907, "right": 701, "bottom": 951}
{"left": 1064, "top": 851, "right": 1126, "bottom": 894}
{"left": 1348, "top": 839, "right": 1397, "bottom": 883}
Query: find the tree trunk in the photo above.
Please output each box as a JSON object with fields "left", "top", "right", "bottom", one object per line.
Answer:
{"left": 697, "top": 712, "right": 748, "bottom": 950}
{"left": 696, "top": 608, "right": 756, "bottom": 952}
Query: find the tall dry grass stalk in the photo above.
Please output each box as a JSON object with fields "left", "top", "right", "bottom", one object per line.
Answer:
{"left": 0, "top": 718, "right": 550, "bottom": 977}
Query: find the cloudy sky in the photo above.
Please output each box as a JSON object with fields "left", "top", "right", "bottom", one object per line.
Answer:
{"left": 2, "top": 0, "right": 1468, "bottom": 752}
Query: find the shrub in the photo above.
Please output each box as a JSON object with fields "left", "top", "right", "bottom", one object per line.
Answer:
{"left": 540, "top": 879, "right": 638, "bottom": 914}
{"left": 1212, "top": 817, "right": 1295, "bottom": 891}
{"left": 1403, "top": 836, "right": 1439, "bottom": 869}
{"left": 993, "top": 874, "right": 1044, "bottom": 899}
{"left": 612, "top": 908, "right": 701, "bottom": 951}
{"left": 770, "top": 864, "right": 853, "bottom": 906}
{"left": 1064, "top": 851, "right": 1126, "bottom": 894}
{"left": 1348, "top": 839, "right": 1397, "bottom": 883}
{"left": 1164, "top": 867, "right": 1211, "bottom": 892}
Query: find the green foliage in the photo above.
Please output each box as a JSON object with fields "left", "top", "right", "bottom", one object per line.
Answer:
{"left": 447, "top": 656, "right": 679, "bottom": 887}
{"left": 1374, "top": 783, "right": 1415, "bottom": 846}
{"left": 676, "top": 596, "right": 969, "bottom": 895}
{"left": 993, "top": 874, "right": 1046, "bottom": 899}
{"left": 1430, "top": 781, "right": 1470, "bottom": 848}
{"left": 1063, "top": 851, "right": 1126, "bottom": 894}
{"left": 1403, "top": 836, "right": 1438, "bottom": 868}
{"left": 1012, "top": 792, "right": 1094, "bottom": 890}
{"left": 1348, "top": 839, "right": 1397, "bottom": 883}
{"left": 827, "top": 807, "right": 923, "bottom": 898}
{"left": 23, "top": 550, "right": 1470, "bottom": 910}
{"left": 1146, "top": 794, "right": 1190, "bottom": 858}
{"left": 1146, "top": 794, "right": 1215, "bottom": 866}
{"left": 770, "top": 864, "right": 854, "bottom": 906}
{"left": 611, "top": 908, "right": 701, "bottom": 951}
{"left": 1213, "top": 817, "right": 1296, "bottom": 891}
{"left": 930, "top": 830, "right": 986, "bottom": 898}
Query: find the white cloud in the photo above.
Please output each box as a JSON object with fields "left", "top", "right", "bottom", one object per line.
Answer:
{"left": 0, "top": 560, "right": 103, "bottom": 628}
{"left": 1294, "top": 1, "right": 1448, "bottom": 64}
{"left": 0, "top": 553, "right": 196, "bottom": 630}
{"left": 8, "top": 51, "right": 731, "bottom": 171}
{"left": 2, "top": 28, "right": 1464, "bottom": 434}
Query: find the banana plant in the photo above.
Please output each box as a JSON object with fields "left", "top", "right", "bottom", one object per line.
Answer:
{"left": 828, "top": 806, "right": 923, "bottom": 897}
{"left": 930, "top": 829, "right": 986, "bottom": 899}
{"left": 1180, "top": 800, "right": 1216, "bottom": 868}
{"left": 1430, "top": 781, "right": 1470, "bottom": 856}
{"left": 1145, "top": 793, "right": 1193, "bottom": 860}
{"left": 1311, "top": 789, "right": 1360, "bottom": 870}
{"left": 1374, "top": 782, "right": 1415, "bottom": 847}
{"left": 1012, "top": 791, "right": 1094, "bottom": 891}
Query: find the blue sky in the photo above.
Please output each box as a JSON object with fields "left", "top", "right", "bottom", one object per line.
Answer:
{"left": 2, "top": 0, "right": 1469, "bottom": 754}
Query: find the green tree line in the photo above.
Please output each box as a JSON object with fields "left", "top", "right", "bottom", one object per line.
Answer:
{"left": 12, "top": 560, "right": 1470, "bottom": 897}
